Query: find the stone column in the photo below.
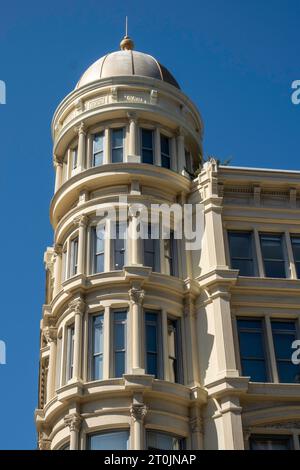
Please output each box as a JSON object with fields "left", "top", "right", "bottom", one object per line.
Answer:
{"left": 64, "top": 413, "right": 82, "bottom": 450}
{"left": 53, "top": 158, "right": 63, "bottom": 192}
{"left": 220, "top": 396, "right": 244, "bottom": 450}
{"left": 53, "top": 244, "right": 62, "bottom": 297}
{"left": 76, "top": 122, "right": 86, "bottom": 171}
{"left": 129, "top": 287, "right": 145, "bottom": 374}
{"left": 69, "top": 297, "right": 85, "bottom": 382}
{"left": 44, "top": 327, "right": 57, "bottom": 401}
{"left": 74, "top": 215, "right": 89, "bottom": 275}
{"left": 189, "top": 406, "right": 203, "bottom": 450}
{"left": 183, "top": 295, "right": 200, "bottom": 386}
{"left": 127, "top": 113, "right": 138, "bottom": 159}
{"left": 130, "top": 403, "right": 148, "bottom": 450}
{"left": 128, "top": 211, "right": 143, "bottom": 265}
{"left": 176, "top": 128, "right": 186, "bottom": 175}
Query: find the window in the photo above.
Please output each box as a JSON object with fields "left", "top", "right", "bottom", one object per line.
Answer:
{"left": 141, "top": 129, "right": 154, "bottom": 164}
{"left": 55, "top": 334, "right": 62, "bottom": 388}
{"left": 61, "top": 246, "right": 67, "bottom": 282}
{"left": 145, "top": 311, "right": 160, "bottom": 377}
{"left": 185, "top": 149, "right": 193, "bottom": 174}
{"left": 92, "top": 132, "right": 104, "bottom": 166}
{"left": 250, "top": 435, "right": 292, "bottom": 450}
{"left": 237, "top": 318, "right": 268, "bottom": 382}
{"left": 71, "top": 148, "right": 78, "bottom": 170}
{"left": 88, "top": 430, "right": 129, "bottom": 450}
{"left": 113, "top": 311, "right": 127, "bottom": 377}
{"left": 66, "top": 324, "right": 75, "bottom": 382}
{"left": 167, "top": 318, "right": 181, "bottom": 383}
{"left": 228, "top": 231, "right": 256, "bottom": 276}
{"left": 113, "top": 222, "right": 126, "bottom": 270}
{"left": 164, "top": 231, "right": 177, "bottom": 276}
{"left": 271, "top": 320, "right": 300, "bottom": 383}
{"left": 161, "top": 135, "right": 171, "bottom": 169}
{"left": 291, "top": 236, "right": 300, "bottom": 278}
{"left": 111, "top": 128, "right": 124, "bottom": 163}
{"left": 144, "top": 225, "right": 159, "bottom": 272}
{"left": 260, "top": 234, "right": 287, "bottom": 278}
{"left": 90, "top": 314, "right": 104, "bottom": 380}
{"left": 70, "top": 237, "right": 78, "bottom": 277}
{"left": 147, "top": 431, "right": 185, "bottom": 450}
{"left": 93, "top": 226, "right": 105, "bottom": 273}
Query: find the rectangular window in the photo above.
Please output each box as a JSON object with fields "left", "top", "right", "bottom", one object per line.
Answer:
{"left": 66, "top": 324, "right": 75, "bottom": 382}
{"left": 56, "top": 335, "right": 62, "bottom": 388}
{"left": 111, "top": 128, "right": 124, "bottom": 163}
{"left": 144, "top": 225, "right": 159, "bottom": 272}
{"left": 113, "top": 311, "right": 127, "bottom": 377}
{"left": 271, "top": 320, "right": 300, "bottom": 383}
{"left": 291, "top": 236, "right": 300, "bottom": 278}
{"left": 237, "top": 318, "right": 268, "bottom": 382}
{"left": 72, "top": 148, "right": 78, "bottom": 170}
{"left": 161, "top": 134, "right": 171, "bottom": 169}
{"left": 91, "top": 314, "right": 104, "bottom": 380}
{"left": 61, "top": 246, "right": 67, "bottom": 282}
{"left": 88, "top": 431, "right": 129, "bottom": 450}
{"left": 145, "top": 311, "right": 160, "bottom": 377}
{"left": 70, "top": 237, "right": 78, "bottom": 277}
{"left": 93, "top": 132, "right": 104, "bottom": 166}
{"left": 147, "top": 431, "right": 185, "bottom": 450}
{"left": 260, "top": 234, "right": 287, "bottom": 278}
{"left": 113, "top": 222, "right": 126, "bottom": 270}
{"left": 228, "top": 231, "right": 256, "bottom": 276}
{"left": 250, "top": 435, "right": 292, "bottom": 450}
{"left": 93, "top": 226, "right": 105, "bottom": 273}
{"left": 167, "top": 318, "right": 181, "bottom": 383}
{"left": 164, "top": 231, "right": 176, "bottom": 276}
{"left": 141, "top": 129, "right": 154, "bottom": 164}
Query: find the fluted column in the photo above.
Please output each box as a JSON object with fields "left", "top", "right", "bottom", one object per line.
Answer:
{"left": 53, "top": 244, "right": 62, "bottom": 297}
{"left": 64, "top": 413, "right": 82, "bottom": 450}
{"left": 128, "top": 113, "right": 138, "bottom": 158}
{"left": 76, "top": 122, "right": 86, "bottom": 171}
{"left": 69, "top": 297, "right": 85, "bottom": 382}
{"left": 130, "top": 402, "right": 148, "bottom": 450}
{"left": 53, "top": 157, "right": 63, "bottom": 192}
{"left": 129, "top": 287, "right": 145, "bottom": 374}
{"left": 74, "top": 215, "right": 88, "bottom": 275}
{"left": 44, "top": 327, "right": 57, "bottom": 401}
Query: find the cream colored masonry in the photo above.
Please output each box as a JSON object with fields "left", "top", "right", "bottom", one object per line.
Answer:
{"left": 35, "top": 67, "right": 300, "bottom": 450}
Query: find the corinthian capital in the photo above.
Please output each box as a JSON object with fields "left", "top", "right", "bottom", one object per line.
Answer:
{"left": 43, "top": 326, "right": 57, "bottom": 344}
{"left": 73, "top": 214, "right": 89, "bottom": 228}
{"left": 129, "top": 287, "right": 145, "bottom": 306}
{"left": 130, "top": 404, "right": 148, "bottom": 422}
{"left": 53, "top": 243, "right": 63, "bottom": 256}
{"left": 69, "top": 297, "right": 85, "bottom": 315}
{"left": 64, "top": 413, "right": 82, "bottom": 432}
{"left": 74, "top": 121, "right": 86, "bottom": 136}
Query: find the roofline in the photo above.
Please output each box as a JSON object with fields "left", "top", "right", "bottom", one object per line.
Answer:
{"left": 219, "top": 165, "right": 300, "bottom": 176}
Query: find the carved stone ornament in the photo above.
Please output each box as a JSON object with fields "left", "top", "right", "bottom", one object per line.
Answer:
{"left": 190, "top": 416, "right": 203, "bottom": 434}
{"left": 129, "top": 288, "right": 145, "bottom": 305}
{"left": 73, "top": 214, "right": 89, "bottom": 228}
{"left": 69, "top": 297, "right": 85, "bottom": 316}
{"left": 38, "top": 437, "right": 51, "bottom": 450}
{"left": 43, "top": 326, "right": 57, "bottom": 344}
{"left": 130, "top": 404, "right": 148, "bottom": 422}
{"left": 64, "top": 413, "right": 82, "bottom": 432}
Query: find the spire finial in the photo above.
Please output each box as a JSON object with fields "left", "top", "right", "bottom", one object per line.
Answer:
{"left": 120, "top": 16, "right": 134, "bottom": 51}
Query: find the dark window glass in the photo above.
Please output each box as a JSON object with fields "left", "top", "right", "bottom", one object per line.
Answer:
{"left": 93, "top": 132, "right": 104, "bottom": 166}
{"left": 145, "top": 312, "right": 159, "bottom": 377}
{"left": 88, "top": 431, "right": 129, "bottom": 450}
{"left": 141, "top": 129, "right": 154, "bottom": 164}
{"left": 237, "top": 318, "right": 268, "bottom": 382}
{"left": 228, "top": 232, "right": 255, "bottom": 276}
{"left": 93, "top": 226, "right": 105, "bottom": 273}
{"left": 250, "top": 435, "right": 291, "bottom": 450}
{"left": 164, "top": 231, "right": 176, "bottom": 276}
{"left": 167, "top": 318, "right": 181, "bottom": 383}
{"left": 260, "top": 234, "right": 287, "bottom": 278}
{"left": 147, "top": 431, "right": 185, "bottom": 450}
{"left": 161, "top": 135, "right": 171, "bottom": 169}
{"left": 111, "top": 128, "right": 124, "bottom": 163}
{"left": 271, "top": 320, "right": 300, "bottom": 383}
{"left": 113, "top": 222, "right": 125, "bottom": 270}
{"left": 70, "top": 238, "right": 78, "bottom": 276}
{"left": 291, "top": 236, "right": 300, "bottom": 279}
{"left": 144, "top": 225, "right": 159, "bottom": 271}
{"left": 91, "top": 314, "right": 104, "bottom": 380}
{"left": 113, "top": 311, "right": 127, "bottom": 377}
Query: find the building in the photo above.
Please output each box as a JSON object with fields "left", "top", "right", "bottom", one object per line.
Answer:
{"left": 35, "top": 34, "right": 300, "bottom": 450}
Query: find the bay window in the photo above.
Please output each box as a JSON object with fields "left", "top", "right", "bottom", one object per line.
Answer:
{"left": 161, "top": 134, "right": 171, "bottom": 169}
{"left": 111, "top": 128, "right": 124, "bottom": 163}
{"left": 143, "top": 225, "right": 160, "bottom": 271}
{"left": 92, "top": 226, "right": 105, "bottom": 273}
{"left": 167, "top": 318, "right": 181, "bottom": 383}
{"left": 87, "top": 430, "right": 129, "bottom": 450}
{"left": 147, "top": 431, "right": 185, "bottom": 450}
{"left": 113, "top": 310, "right": 127, "bottom": 377}
{"left": 145, "top": 311, "right": 160, "bottom": 377}
{"left": 141, "top": 129, "right": 154, "bottom": 164}
{"left": 69, "top": 237, "right": 78, "bottom": 277}
{"left": 113, "top": 222, "right": 126, "bottom": 270}
{"left": 90, "top": 313, "right": 104, "bottom": 381}
{"left": 66, "top": 324, "right": 75, "bottom": 382}
{"left": 92, "top": 132, "right": 104, "bottom": 166}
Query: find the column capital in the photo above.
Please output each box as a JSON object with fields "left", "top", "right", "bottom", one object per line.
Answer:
{"left": 69, "top": 297, "right": 85, "bottom": 316}
{"left": 127, "top": 111, "right": 138, "bottom": 123}
{"left": 176, "top": 126, "right": 186, "bottom": 138}
{"left": 73, "top": 214, "right": 89, "bottom": 228}
{"left": 43, "top": 326, "right": 57, "bottom": 344}
{"left": 129, "top": 287, "right": 145, "bottom": 306}
{"left": 130, "top": 404, "right": 148, "bottom": 423}
{"left": 64, "top": 413, "right": 82, "bottom": 432}
{"left": 75, "top": 121, "right": 87, "bottom": 136}
{"left": 53, "top": 157, "right": 63, "bottom": 169}
{"left": 38, "top": 437, "right": 51, "bottom": 450}
{"left": 53, "top": 243, "right": 63, "bottom": 256}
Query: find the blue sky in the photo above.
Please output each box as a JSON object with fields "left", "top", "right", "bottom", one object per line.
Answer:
{"left": 0, "top": 0, "right": 299, "bottom": 449}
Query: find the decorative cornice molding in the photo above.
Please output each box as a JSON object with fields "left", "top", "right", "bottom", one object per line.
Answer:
{"left": 130, "top": 404, "right": 148, "bottom": 422}
{"left": 64, "top": 413, "right": 82, "bottom": 432}
{"left": 129, "top": 287, "right": 145, "bottom": 306}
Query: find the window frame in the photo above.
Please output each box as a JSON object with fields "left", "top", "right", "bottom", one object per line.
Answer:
{"left": 69, "top": 236, "right": 79, "bottom": 277}
{"left": 141, "top": 128, "right": 154, "bottom": 165}
{"left": 291, "top": 235, "right": 300, "bottom": 279}
{"left": 160, "top": 133, "right": 171, "bottom": 169}
{"left": 89, "top": 312, "right": 104, "bottom": 381}
{"left": 227, "top": 230, "right": 257, "bottom": 277}
{"left": 111, "top": 127, "right": 124, "bottom": 163}
{"left": 260, "top": 233, "right": 289, "bottom": 279}
{"left": 145, "top": 310, "right": 162, "bottom": 378}
{"left": 65, "top": 323, "right": 75, "bottom": 383}
{"left": 92, "top": 225, "right": 105, "bottom": 274}
{"left": 92, "top": 131, "right": 105, "bottom": 167}
{"left": 112, "top": 309, "right": 128, "bottom": 378}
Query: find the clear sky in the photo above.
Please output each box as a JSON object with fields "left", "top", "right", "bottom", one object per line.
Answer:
{"left": 0, "top": 0, "right": 299, "bottom": 449}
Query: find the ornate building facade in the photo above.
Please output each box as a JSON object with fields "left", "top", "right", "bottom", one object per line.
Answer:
{"left": 35, "top": 35, "right": 300, "bottom": 450}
